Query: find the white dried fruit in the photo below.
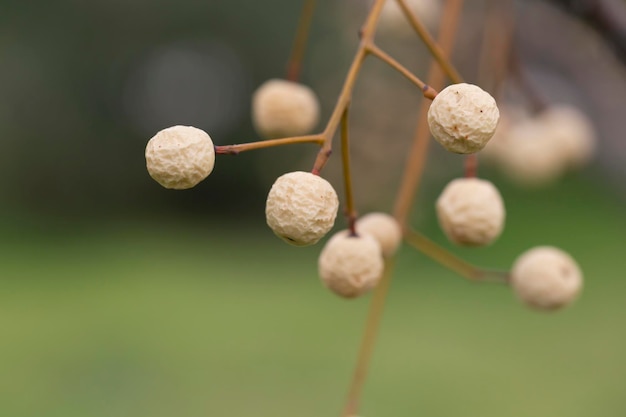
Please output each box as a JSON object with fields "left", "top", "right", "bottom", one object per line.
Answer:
{"left": 265, "top": 171, "right": 339, "bottom": 246}
{"left": 252, "top": 79, "right": 320, "bottom": 138}
{"left": 498, "top": 119, "right": 565, "bottom": 188}
{"left": 428, "top": 83, "right": 500, "bottom": 154}
{"left": 356, "top": 212, "right": 402, "bottom": 258}
{"left": 436, "top": 177, "right": 505, "bottom": 246}
{"left": 510, "top": 246, "right": 583, "bottom": 311}
{"left": 378, "top": 0, "right": 441, "bottom": 36}
{"left": 145, "top": 125, "right": 215, "bottom": 190}
{"left": 318, "top": 230, "right": 384, "bottom": 298}
{"left": 538, "top": 105, "right": 596, "bottom": 168}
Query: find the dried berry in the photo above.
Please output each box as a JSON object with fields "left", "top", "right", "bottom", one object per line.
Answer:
{"left": 145, "top": 125, "right": 215, "bottom": 190}
{"left": 436, "top": 177, "right": 505, "bottom": 246}
{"left": 356, "top": 212, "right": 402, "bottom": 258}
{"left": 538, "top": 105, "right": 596, "bottom": 168}
{"left": 265, "top": 171, "right": 339, "bottom": 246}
{"left": 428, "top": 83, "right": 500, "bottom": 154}
{"left": 252, "top": 79, "right": 320, "bottom": 138}
{"left": 318, "top": 230, "right": 384, "bottom": 298}
{"left": 510, "top": 246, "right": 583, "bottom": 311}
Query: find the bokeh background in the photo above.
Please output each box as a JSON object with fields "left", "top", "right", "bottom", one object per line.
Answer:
{"left": 1, "top": 0, "right": 625, "bottom": 416}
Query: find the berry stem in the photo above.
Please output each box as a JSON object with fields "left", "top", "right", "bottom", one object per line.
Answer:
{"left": 340, "top": 104, "right": 358, "bottom": 236}
{"left": 340, "top": 3, "right": 464, "bottom": 417}
{"left": 393, "top": 0, "right": 465, "bottom": 227}
{"left": 477, "top": 0, "right": 515, "bottom": 95}
{"left": 403, "top": 229, "right": 509, "bottom": 283}
{"left": 365, "top": 43, "right": 438, "bottom": 99}
{"left": 464, "top": 153, "right": 478, "bottom": 178}
{"left": 286, "top": 0, "right": 317, "bottom": 82}
{"left": 312, "top": 0, "right": 388, "bottom": 174}
{"left": 395, "top": 0, "right": 464, "bottom": 84}
{"left": 341, "top": 258, "right": 397, "bottom": 417}
{"left": 215, "top": 135, "right": 324, "bottom": 155}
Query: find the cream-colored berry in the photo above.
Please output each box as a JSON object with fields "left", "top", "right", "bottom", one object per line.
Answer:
{"left": 378, "top": 0, "right": 441, "bottom": 36}
{"left": 538, "top": 105, "right": 596, "bottom": 168}
{"left": 436, "top": 178, "right": 505, "bottom": 246}
{"left": 145, "top": 125, "right": 215, "bottom": 190}
{"left": 356, "top": 212, "right": 402, "bottom": 258}
{"left": 510, "top": 246, "right": 583, "bottom": 311}
{"left": 252, "top": 79, "right": 320, "bottom": 138}
{"left": 428, "top": 83, "right": 500, "bottom": 154}
{"left": 498, "top": 119, "right": 566, "bottom": 187}
{"left": 265, "top": 171, "right": 339, "bottom": 246}
{"left": 318, "top": 230, "right": 384, "bottom": 298}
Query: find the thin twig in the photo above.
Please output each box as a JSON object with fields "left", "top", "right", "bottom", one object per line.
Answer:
{"left": 366, "top": 43, "right": 437, "bottom": 99}
{"left": 340, "top": 104, "right": 358, "bottom": 235}
{"left": 395, "top": 0, "right": 464, "bottom": 84}
{"left": 286, "top": 0, "right": 317, "bottom": 82}
{"left": 403, "top": 229, "right": 509, "bottom": 283}
{"left": 393, "top": 0, "right": 465, "bottom": 226}
{"left": 215, "top": 135, "right": 324, "bottom": 155}
{"left": 341, "top": 259, "right": 397, "bottom": 417}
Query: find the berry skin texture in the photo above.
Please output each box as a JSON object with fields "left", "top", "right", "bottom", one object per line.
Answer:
{"left": 427, "top": 83, "right": 500, "bottom": 154}
{"left": 318, "top": 230, "right": 384, "bottom": 299}
{"left": 252, "top": 79, "right": 320, "bottom": 139}
{"left": 265, "top": 171, "right": 339, "bottom": 246}
{"left": 436, "top": 178, "right": 505, "bottom": 246}
{"left": 355, "top": 212, "right": 402, "bottom": 258}
{"left": 510, "top": 246, "right": 583, "bottom": 311}
{"left": 145, "top": 125, "right": 215, "bottom": 190}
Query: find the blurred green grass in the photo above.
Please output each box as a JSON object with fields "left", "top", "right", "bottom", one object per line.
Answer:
{"left": 0, "top": 175, "right": 625, "bottom": 417}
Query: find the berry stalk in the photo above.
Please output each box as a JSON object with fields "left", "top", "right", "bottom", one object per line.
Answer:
{"left": 340, "top": 105, "right": 358, "bottom": 235}
{"left": 395, "top": 0, "right": 464, "bottom": 84}
{"left": 403, "top": 229, "right": 509, "bottom": 283}
{"left": 393, "top": 0, "right": 465, "bottom": 226}
{"left": 215, "top": 135, "right": 324, "bottom": 155}
{"left": 286, "top": 0, "right": 317, "bottom": 82}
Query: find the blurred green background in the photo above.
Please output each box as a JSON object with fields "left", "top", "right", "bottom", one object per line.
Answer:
{"left": 1, "top": 0, "right": 625, "bottom": 416}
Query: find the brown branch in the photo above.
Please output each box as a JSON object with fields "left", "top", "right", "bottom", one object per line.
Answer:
{"left": 403, "top": 229, "right": 509, "bottom": 283}
{"left": 215, "top": 135, "right": 323, "bottom": 155}
{"left": 286, "top": 0, "right": 317, "bottom": 82}
{"left": 393, "top": 0, "right": 465, "bottom": 227}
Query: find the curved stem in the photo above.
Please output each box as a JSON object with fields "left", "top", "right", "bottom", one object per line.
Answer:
{"left": 215, "top": 135, "right": 323, "bottom": 155}
{"left": 341, "top": 259, "right": 397, "bottom": 417}
{"left": 286, "top": 0, "right": 317, "bottom": 82}
{"left": 395, "top": 0, "right": 464, "bottom": 84}
{"left": 403, "top": 229, "right": 509, "bottom": 283}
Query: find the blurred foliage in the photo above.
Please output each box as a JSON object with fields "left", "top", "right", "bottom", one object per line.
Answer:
{"left": 0, "top": 174, "right": 625, "bottom": 417}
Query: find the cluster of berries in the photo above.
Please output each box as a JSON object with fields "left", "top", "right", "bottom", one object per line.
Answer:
{"left": 144, "top": 77, "right": 583, "bottom": 311}
{"left": 481, "top": 104, "right": 596, "bottom": 187}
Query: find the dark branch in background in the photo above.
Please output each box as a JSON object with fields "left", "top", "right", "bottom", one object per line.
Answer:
{"left": 543, "top": 0, "right": 626, "bottom": 64}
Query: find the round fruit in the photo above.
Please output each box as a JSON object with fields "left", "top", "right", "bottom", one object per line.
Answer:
{"left": 510, "top": 246, "right": 583, "bottom": 311}
{"left": 265, "top": 171, "right": 339, "bottom": 246}
{"left": 252, "top": 79, "right": 320, "bottom": 138}
{"left": 428, "top": 83, "right": 500, "bottom": 154}
{"left": 145, "top": 125, "right": 215, "bottom": 189}
{"left": 436, "top": 177, "right": 505, "bottom": 246}
{"left": 318, "top": 230, "right": 384, "bottom": 298}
